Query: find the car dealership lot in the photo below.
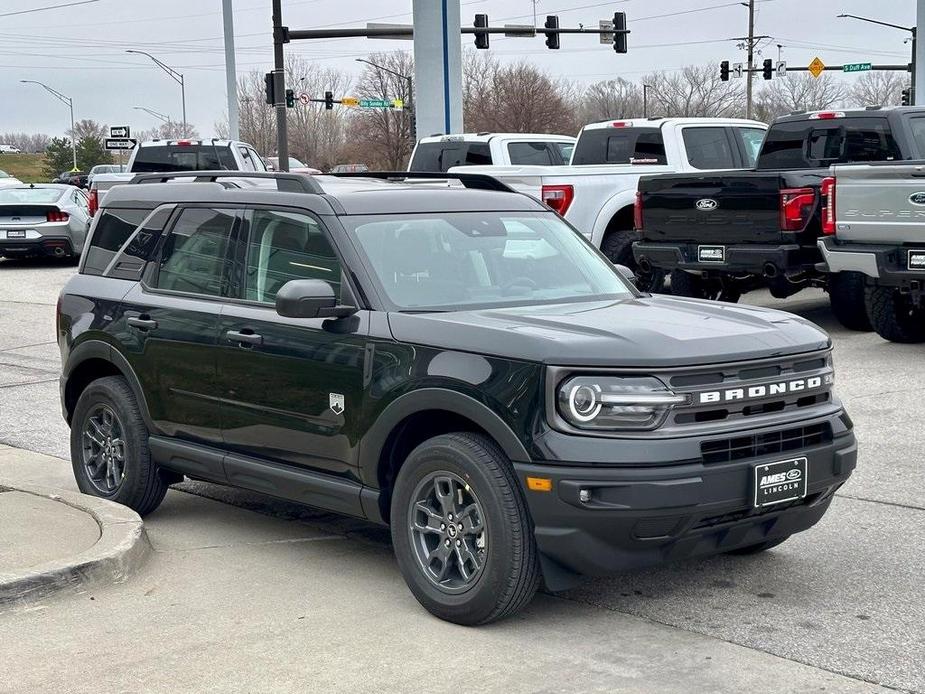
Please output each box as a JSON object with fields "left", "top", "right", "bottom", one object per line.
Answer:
{"left": 0, "top": 258, "right": 921, "bottom": 692}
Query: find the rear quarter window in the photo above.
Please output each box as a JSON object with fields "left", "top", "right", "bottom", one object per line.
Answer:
{"left": 82, "top": 208, "right": 151, "bottom": 276}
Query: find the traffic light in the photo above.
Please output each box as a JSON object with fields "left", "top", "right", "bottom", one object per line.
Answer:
{"left": 543, "top": 15, "right": 560, "bottom": 50}
{"left": 285, "top": 89, "right": 295, "bottom": 108}
{"left": 324, "top": 91, "right": 334, "bottom": 110}
{"left": 720, "top": 60, "right": 730, "bottom": 82}
{"left": 613, "top": 11, "right": 627, "bottom": 53}
{"left": 762, "top": 58, "right": 773, "bottom": 80}
{"left": 902, "top": 87, "right": 912, "bottom": 106}
{"left": 474, "top": 13, "right": 489, "bottom": 49}
{"left": 264, "top": 72, "right": 275, "bottom": 105}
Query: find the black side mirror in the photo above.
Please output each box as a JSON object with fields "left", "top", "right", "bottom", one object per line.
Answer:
{"left": 275, "top": 279, "right": 357, "bottom": 319}
{"left": 614, "top": 263, "right": 638, "bottom": 287}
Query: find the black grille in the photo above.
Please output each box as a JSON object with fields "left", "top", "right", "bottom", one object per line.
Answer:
{"left": 700, "top": 422, "right": 832, "bottom": 464}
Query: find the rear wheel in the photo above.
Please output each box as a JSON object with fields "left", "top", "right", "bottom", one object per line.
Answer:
{"left": 670, "top": 270, "right": 741, "bottom": 303}
{"left": 600, "top": 229, "right": 666, "bottom": 293}
{"left": 390, "top": 432, "right": 540, "bottom": 625}
{"left": 865, "top": 285, "right": 925, "bottom": 343}
{"left": 828, "top": 272, "right": 871, "bottom": 331}
{"left": 726, "top": 535, "right": 791, "bottom": 555}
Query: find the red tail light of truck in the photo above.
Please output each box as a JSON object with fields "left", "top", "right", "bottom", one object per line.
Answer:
{"left": 820, "top": 177, "right": 836, "bottom": 235}
{"left": 542, "top": 184, "right": 574, "bottom": 216}
{"left": 87, "top": 188, "right": 99, "bottom": 216}
{"left": 779, "top": 187, "right": 815, "bottom": 231}
{"left": 634, "top": 191, "right": 644, "bottom": 231}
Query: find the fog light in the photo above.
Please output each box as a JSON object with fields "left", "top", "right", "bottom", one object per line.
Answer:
{"left": 579, "top": 489, "right": 591, "bottom": 503}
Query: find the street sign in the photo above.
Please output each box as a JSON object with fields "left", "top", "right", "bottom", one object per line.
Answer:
{"left": 777, "top": 61, "right": 787, "bottom": 76}
{"left": 843, "top": 62, "right": 872, "bottom": 73}
{"left": 808, "top": 56, "right": 826, "bottom": 78}
{"left": 298, "top": 92, "right": 310, "bottom": 105}
{"left": 110, "top": 126, "right": 130, "bottom": 138}
{"left": 341, "top": 97, "right": 359, "bottom": 107}
{"left": 359, "top": 99, "right": 392, "bottom": 108}
{"left": 732, "top": 62, "right": 744, "bottom": 78}
{"left": 105, "top": 138, "right": 136, "bottom": 150}
{"left": 599, "top": 19, "right": 614, "bottom": 44}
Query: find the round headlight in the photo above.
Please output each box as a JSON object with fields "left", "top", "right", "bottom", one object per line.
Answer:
{"left": 556, "top": 375, "right": 687, "bottom": 431}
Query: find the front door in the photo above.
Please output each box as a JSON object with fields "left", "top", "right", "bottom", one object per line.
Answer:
{"left": 217, "top": 207, "right": 368, "bottom": 477}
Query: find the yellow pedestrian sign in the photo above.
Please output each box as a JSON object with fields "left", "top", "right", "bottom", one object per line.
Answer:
{"left": 808, "top": 56, "right": 825, "bottom": 79}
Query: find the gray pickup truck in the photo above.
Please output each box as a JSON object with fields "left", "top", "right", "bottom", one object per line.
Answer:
{"left": 818, "top": 161, "right": 925, "bottom": 342}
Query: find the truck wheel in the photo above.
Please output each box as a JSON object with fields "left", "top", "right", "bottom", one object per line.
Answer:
{"left": 669, "top": 270, "right": 740, "bottom": 303}
{"left": 865, "top": 285, "right": 925, "bottom": 343}
{"left": 390, "top": 432, "right": 540, "bottom": 625}
{"left": 828, "top": 272, "right": 872, "bottom": 331}
{"left": 600, "top": 229, "right": 666, "bottom": 293}
{"left": 726, "top": 536, "right": 790, "bottom": 555}
{"left": 70, "top": 376, "right": 170, "bottom": 516}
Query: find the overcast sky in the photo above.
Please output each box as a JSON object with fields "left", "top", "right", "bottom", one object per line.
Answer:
{"left": 1, "top": 0, "right": 918, "bottom": 136}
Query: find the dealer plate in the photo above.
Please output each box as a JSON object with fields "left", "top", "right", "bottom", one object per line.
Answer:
{"left": 5, "top": 230, "right": 26, "bottom": 239}
{"left": 698, "top": 245, "right": 725, "bottom": 263}
{"left": 753, "top": 457, "right": 807, "bottom": 508}
{"left": 908, "top": 249, "right": 925, "bottom": 270}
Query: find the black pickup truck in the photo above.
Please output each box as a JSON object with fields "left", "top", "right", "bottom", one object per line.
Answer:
{"left": 633, "top": 107, "right": 925, "bottom": 329}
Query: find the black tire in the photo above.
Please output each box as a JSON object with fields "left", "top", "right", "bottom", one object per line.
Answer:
{"left": 70, "top": 376, "right": 169, "bottom": 516}
{"left": 669, "top": 269, "right": 740, "bottom": 303}
{"left": 600, "top": 229, "right": 666, "bottom": 293}
{"left": 390, "top": 432, "right": 540, "bottom": 625}
{"left": 726, "top": 535, "right": 791, "bottom": 555}
{"left": 828, "top": 272, "right": 872, "bottom": 331}
{"left": 865, "top": 285, "right": 925, "bottom": 343}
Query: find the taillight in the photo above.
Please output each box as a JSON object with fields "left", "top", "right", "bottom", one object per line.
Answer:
{"left": 46, "top": 209, "right": 69, "bottom": 223}
{"left": 634, "top": 191, "right": 644, "bottom": 231}
{"left": 87, "top": 189, "right": 99, "bottom": 216}
{"left": 779, "top": 187, "right": 815, "bottom": 231}
{"left": 611, "top": 121, "right": 629, "bottom": 128}
{"left": 820, "top": 176, "right": 836, "bottom": 235}
{"left": 542, "top": 184, "right": 574, "bottom": 216}
{"left": 809, "top": 111, "right": 845, "bottom": 120}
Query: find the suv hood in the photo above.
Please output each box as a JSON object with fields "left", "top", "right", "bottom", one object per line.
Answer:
{"left": 387, "top": 296, "right": 829, "bottom": 367}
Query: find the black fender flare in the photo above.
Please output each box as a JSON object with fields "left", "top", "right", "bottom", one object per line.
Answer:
{"left": 357, "top": 388, "right": 531, "bottom": 488}
{"left": 63, "top": 339, "right": 157, "bottom": 433}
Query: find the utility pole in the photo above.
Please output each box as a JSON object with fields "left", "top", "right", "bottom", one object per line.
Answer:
{"left": 272, "top": 0, "right": 289, "bottom": 171}
{"left": 746, "top": 0, "right": 755, "bottom": 120}
{"left": 918, "top": 0, "right": 925, "bottom": 103}
{"left": 222, "top": 0, "right": 239, "bottom": 140}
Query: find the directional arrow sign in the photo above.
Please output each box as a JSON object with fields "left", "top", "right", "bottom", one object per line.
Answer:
{"left": 110, "top": 125, "right": 130, "bottom": 138}
{"left": 777, "top": 61, "right": 787, "bottom": 76}
{"left": 105, "top": 138, "right": 136, "bottom": 150}
{"left": 843, "top": 62, "right": 872, "bottom": 73}
{"left": 732, "top": 62, "right": 744, "bottom": 78}
{"left": 808, "top": 56, "right": 825, "bottom": 78}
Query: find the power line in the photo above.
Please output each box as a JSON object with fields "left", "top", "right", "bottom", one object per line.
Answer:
{"left": 0, "top": 0, "right": 98, "bottom": 18}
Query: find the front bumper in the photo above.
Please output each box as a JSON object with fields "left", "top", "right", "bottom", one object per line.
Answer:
{"left": 633, "top": 240, "right": 818, "bottom": 276}
{"left": 515, "top": 422, "right": 856, "bottom": 587}
{"left": 817, "top": 237, "right": 925, "bottom": 289}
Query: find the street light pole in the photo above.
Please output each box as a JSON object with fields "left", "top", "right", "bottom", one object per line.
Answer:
{"left": 838, "top": 13, "right": 916, "bottom": 102}
{"left": 133, "top": 106, "right": 170, "bottom": 123}
{"left": 125, "top": 49, "right": 187, "bottom": 135}
{"left": 20, "top": 80, "right": 76, "bottom": 170}
{"left": 355, "top": 58, "right": 416, "bottom": 143}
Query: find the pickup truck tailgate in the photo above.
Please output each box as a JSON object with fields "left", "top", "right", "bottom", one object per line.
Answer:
{"left": 639, "top": 172, "right": 784, "bottom": 245}
{"left": 835, "top": 163, "right": 925, "bottom": 244}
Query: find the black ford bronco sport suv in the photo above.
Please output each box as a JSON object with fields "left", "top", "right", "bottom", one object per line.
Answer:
{"left": 58, "top": 171, "right": 857, "bottom": 625}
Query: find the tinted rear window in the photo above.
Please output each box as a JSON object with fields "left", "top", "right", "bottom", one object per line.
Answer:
{"left": 757, "top": 118, "right": 902, "bottom": 169}
{"left": 571, "top": 127, "right": 666, "bottom": 165}
{"left": 131, "top": 145, "right": 237, "bottom": 173}
{"left": 82, "top": 207, "right": 151, "bottom": 275}
{"left": 409, "top": 142, "right": 492, "bottom": 172}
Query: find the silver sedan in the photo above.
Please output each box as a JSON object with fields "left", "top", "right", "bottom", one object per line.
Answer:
{"left": 0, "top": 184, "right": 92, "bottom": 260}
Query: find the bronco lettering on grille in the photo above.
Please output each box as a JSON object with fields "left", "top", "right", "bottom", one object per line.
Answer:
{"left": 698, "top": 376, "right": 824, "bottom": 405}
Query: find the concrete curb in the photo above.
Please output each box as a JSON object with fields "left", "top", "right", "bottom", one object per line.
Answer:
{"left": 0, "top": 479, "right": 150, "bottom": 606}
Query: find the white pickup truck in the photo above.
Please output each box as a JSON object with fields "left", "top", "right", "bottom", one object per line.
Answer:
{"left": 89, "top": 138, "right": 267, "bottom": 213}
{"left": 453, "top": 118, "right": 767, "bottom": 288}
{"left": 409, "top": 133, "right": 576, "bottom": 171}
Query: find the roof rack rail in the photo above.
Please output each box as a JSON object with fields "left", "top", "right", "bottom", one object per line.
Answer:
{"left": 328, "top": 170, "right": 515, "bottom": 193}
{"left": 127, "top": 171, "right": 324, "bottom": 194}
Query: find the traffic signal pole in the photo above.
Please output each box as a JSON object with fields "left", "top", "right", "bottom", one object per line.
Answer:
{"left": 745, "top": 0, "right": 755, "bottom": 120}
{"left": 272, "top": 0, "right": 289, "bottom": 171}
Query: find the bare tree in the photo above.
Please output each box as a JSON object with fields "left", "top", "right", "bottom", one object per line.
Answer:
{"left": 0, "top": 132, "right": 50, "bottom": 152}
{"left": 580, "top": 78, "right": 645, "bottom": 122}
{"left": 67, "top": 119, "right": 108, "bottom": 142}
{"left": 463, "top": 53, "right": 579, "bottom": 135}
{"left": 135, "top": 121, "right": 201, "bottom": 143}
{"left": 755, "top": 74, "right": 849, "bottom": 121}
{"left": 848, "top": 71, "right": 905, "bottom": 108}
{"left": 642, "top": 65, "right": 745, "bottom": 118}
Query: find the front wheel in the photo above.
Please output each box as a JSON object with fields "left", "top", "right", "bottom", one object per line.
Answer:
{"left": 670, "top": 270, "right": 741, "bottom": 303}
{"left": 865, "top": 285, "right": 925, "bottom": 343}
{"left": 390, "top": 432, "right": 540, "bottom": 625}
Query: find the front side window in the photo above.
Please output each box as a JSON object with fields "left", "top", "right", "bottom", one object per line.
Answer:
{"left": 155, "top": 207, "right": 237, "bottom": 296}
{"left": 507, "top": 142, "right": 555, "bottom": 165}
{"left": 345, "top": 212, "right": 633, "bottom": 311}
{"left": 244, "top": 209, "right": 341, "bottom": 304}
{"left": 682, "top": 127, "right": 736, "bottom": 170}
{"left": 735, "top": 127, "right": 766, "bottom": 166}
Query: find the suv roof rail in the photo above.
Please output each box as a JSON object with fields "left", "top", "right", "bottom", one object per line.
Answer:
{"left": 126, "top": 170, "right": 325, "bottom": 194}
{"left": 328, "top": 170, "right": 515, "bottom": 193}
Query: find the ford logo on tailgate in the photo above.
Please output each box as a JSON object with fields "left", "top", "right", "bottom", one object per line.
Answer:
{"left": 695, "top": 198, "right": 718, "bottom": 211}
{"left": 909, "top": 192, "right": 925, "bottom": 206}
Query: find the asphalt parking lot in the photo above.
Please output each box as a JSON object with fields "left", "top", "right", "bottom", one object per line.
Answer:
{"left": 0, "top": 257, "right": 921, "bottom": 693}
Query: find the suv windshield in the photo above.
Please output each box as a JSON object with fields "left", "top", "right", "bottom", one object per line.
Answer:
{"left": 131, "top": 144, "right": 237, "bottom": 172}
{"left": 345, "top": 211, "right": 633, "bottom": 310}
{"left": 757, "top": 117, "right": 902, "bottom": 169}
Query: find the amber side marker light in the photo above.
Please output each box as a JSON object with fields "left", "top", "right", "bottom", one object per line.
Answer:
{"left": 526, "top": 477, "right": 553, "bottom": 492}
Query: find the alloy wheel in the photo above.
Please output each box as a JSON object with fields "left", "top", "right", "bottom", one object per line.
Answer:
{"left": 81, "top": 404, "right": 126, "bottom": 494}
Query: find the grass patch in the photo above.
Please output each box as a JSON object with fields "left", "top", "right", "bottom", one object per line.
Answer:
{"left": 0, "top": 154, "right": 47, "bottom": 183}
